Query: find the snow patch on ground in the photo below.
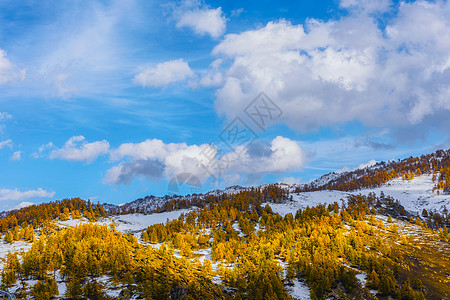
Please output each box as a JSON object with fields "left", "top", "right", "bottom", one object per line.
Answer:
{"left": 287, "top": 279, "right": 311, "bottom": 300}
{"left": 58, "top": 209, "right": 191, "bottom": 238}
{"left": 194, "top": 248, "right": 212, "bottom": 263}
{"left": 265, "top": 190, "right": 349, "bottom": 217}
{"left": 355, "top": 175, "right": 450, "bottom": 216}
{"left": 269, "top": 175, "right": 450, "bottom": 217}
{"left": 57, "top": 281, "right": 66, "bottom": 297}
{"left": 0, "top": 240, "right": 32, "bottom": 269}
{"left": 356, "top": 272, "right": 367, "bottom": 287}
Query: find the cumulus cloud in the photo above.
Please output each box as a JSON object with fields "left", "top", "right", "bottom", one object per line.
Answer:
{"left": 0, "top": 188, "right": 55, "bottom": 201}
{"left": 107, "top": 139, "right": 215, "bottom": 184}
{"left": 170, "top": 0, "right": 227, "bottom": 38}
{"left": 134, "top": 59, "right": 194, "bottom": 88}
{"left": 105, "top": 159, "right": 165, "bottom": 185}
{"left": 106, "top": 136, "right": 306, "bottom": 185}
{"left": 10, "top": 151, "right": 22, "bottom": 161}
{"left": 209, "top": 1, "right": 450, "bottom": 133}
{"left": 49, "top": 136, "right": 109, "bottom": 163}
{"left": 0, "top": 139, "right": 12, "bottom": 150}
{"left": 0, "top": 49, "right": 26, "bottom": 84}
{"left": 177, "top": 7, "right": 226, "bottom": 38}
{"left": 229, "top": 136, "right": 305, "bottom": 174}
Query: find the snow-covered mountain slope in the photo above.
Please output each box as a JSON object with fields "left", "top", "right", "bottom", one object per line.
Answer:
{"left": 105, "top": 186, "right": 248, "bottom": 215}
{"left": 301, "top": 161, "right": 389, "bottom": 189}
{"left": 58, "top": 208, "right": 191, "bottom": 238}
{"left": 205, "top": 185, "right": 247, "bottom": 196}
{"left": 356, "top": 174, "right": 450, "bottom": 216}
{"left": 266, "top": 190, "right": 350, "bottom": 217}
{"left": 270, "top": 174, "right": 450, "bottom": 217}
{"left": 106, "top": 173, "right": 448, "bottom": 219}
{"left": 0, "top": 240, "right": 32, "bottom": 270}
{"left": 116, "top": 195, "right": 178, "bottom": 213}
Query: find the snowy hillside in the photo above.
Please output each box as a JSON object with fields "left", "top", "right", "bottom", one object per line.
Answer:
{"left": 1, "top": 172, "right": 449, "bottom": 299}
{"left": 58, "top": 208, "right": 191, "bottom": 238}
{"left": 270, "top": 174, "right": 450, "bottom": 218}
{"left": 105, "top": 185, "right": 248, "bottom": 215}
{"left": 107, "top": 174, "right": 450, "bottom": 220}
{"left": 117, "top": 195, "right": 179, "bottom": 213}
{"left": 301, "top": 161, "right": 389, "bottom": 190}
{"left": 356, "top": 174, "right": 450, "bottom": 216}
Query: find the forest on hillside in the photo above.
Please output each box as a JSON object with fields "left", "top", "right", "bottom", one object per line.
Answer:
{"left": 0, "top": 182, "right": 449, "bottom": 299}
{"left": 296, "top": 149, "right": 450, "bottom": 194}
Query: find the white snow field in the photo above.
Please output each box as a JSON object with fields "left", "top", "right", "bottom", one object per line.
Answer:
{"left": 0, "top": 240, "right": 32, "bottom": 270}
{"left": 269, "top": 175, "right": 450, "bottom": 217}
{"left": 58, "top": 208, "right": 192, "bottom": 238}
{"left": 287, "top": 279, "right": 311, "bottom": 300}
{"left": 355, "top": 174, "right": 450, "bottom": 216}
{"left": 266, "top": 190, "right": 350, "bottom": 217}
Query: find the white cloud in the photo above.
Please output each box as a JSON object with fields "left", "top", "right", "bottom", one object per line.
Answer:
{"left": 13, "top": 201, "right": 34, "bottom": 210}
{"left": 0, "top": 112, "right": 12, "bottom": 135}
{"left": 10, "top": 151, "right": 22, "bottom": 161}
{"left": 34, "top": 1, "right": 139, "bottom": 98}
{"left": 53, "top": 73, "right": 76, "bottom": 98}
{"left": 106, "top": 136, "right": 306, "bottom": 185}
{"left": 177, "top": 7, "right": 226, "bottom": 38}
{"left": 49, "top": 136, "right": 109, "bottom": 163}
{"left": 134, "top": 59, "right": 194, "bottom": 88}
{"left": 110, "top": 139, "right": 169, "bottom": 161}
{"left": 228, "top": 136, "right": 305, "bottom": 175}
{"left": 209, "top": 1, "right": 450, "bottom": 133}
{"left": 107, "top": 139, "right": 215, "bottom": 184}
{"left": 0, "top": 49, "right": 26, "bottom": 84}
{"left": 231, "top": 8, "right": 244, "bottom": 18}
{"left": 0, "top": 139, "right": 12, "bottom": 150}
{"left": 340, "top": 0, "right": 392, "bottom": 13}
{"left": 0, "top": 188, "right": 55, "bottom": 201}
{"left": 0, "top": 112, "right": 12, "bottom": 120}
{"left": 195, "top": 59, "right": 224, "bottom": 87}
{"left": 32, "top": 142, "right": 55, "bottom": 158}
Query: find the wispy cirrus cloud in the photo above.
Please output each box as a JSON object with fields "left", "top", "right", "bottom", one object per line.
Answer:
{"left": 10, "top": 151, "right": 22, "bottom": 161}
{"left": 0, "top": 49, "right": 26, "bottom": 85}
{"left": 0, "top": 139, "right": 12, "bottom": 150}
{"left": 0, "top": 112, "right": 12, "bottom": 120}
{"left": 1, "top": 1, "right": 146, "bottom": 100}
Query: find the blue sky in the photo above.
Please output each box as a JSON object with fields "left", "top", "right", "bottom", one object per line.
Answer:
{"left": 1, "top": 0, "right": 450, "bottom": 210}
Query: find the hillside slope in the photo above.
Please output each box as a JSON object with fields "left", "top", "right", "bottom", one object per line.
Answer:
{"left": 270, "top": 174, "right": 450, "bottom": 218}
